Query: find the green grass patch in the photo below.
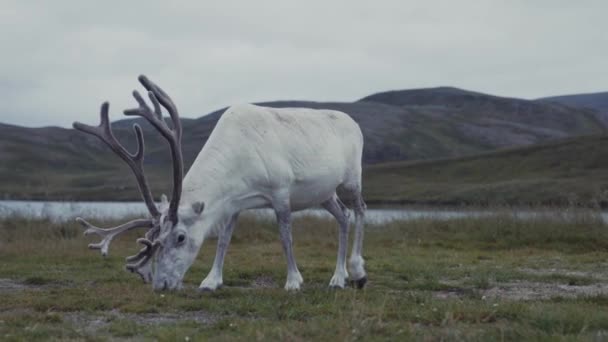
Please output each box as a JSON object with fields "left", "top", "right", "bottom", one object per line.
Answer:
{"left": 1, "top": 214, "right": 608, "bottom": 340}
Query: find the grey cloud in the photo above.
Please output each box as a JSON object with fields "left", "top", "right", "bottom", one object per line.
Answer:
{"left": 1, "top": 0, "right": 607, "bottom": 127}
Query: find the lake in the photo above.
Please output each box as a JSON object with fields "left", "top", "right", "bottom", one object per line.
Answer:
{"left": 1, "top": 200, "right": 606, "bottom": 224}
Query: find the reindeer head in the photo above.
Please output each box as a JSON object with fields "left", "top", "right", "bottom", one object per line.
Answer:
{"left": 73, "top": 75, "right": 199, "bottom": 290}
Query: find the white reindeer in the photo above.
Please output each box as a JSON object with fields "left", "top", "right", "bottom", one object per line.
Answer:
{"left": 74, "top": 75, "right": 367, "bottom": 291}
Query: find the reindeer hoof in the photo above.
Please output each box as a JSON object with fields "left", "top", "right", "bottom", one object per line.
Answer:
{"left": 328, "top": 274, "right": 348, "bottom": 289}
{"left": 350, "top": 276, "right": 367, "bottom": 289}
{"left": 198, "top": 283, "right": 222, "bottom": 292}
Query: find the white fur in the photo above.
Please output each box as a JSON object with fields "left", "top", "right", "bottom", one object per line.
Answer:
{"left": 165, "top": 104, "right": 367, "bottom": 291}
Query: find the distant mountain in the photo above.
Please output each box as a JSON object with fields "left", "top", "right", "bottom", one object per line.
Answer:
{"left": 361, "top": 86, "right": 604, "bottom": 139}
{"left": 537, "top": 92, "right": 608, "bottom": 126}
{"left": 1, "top": 86, "right": 606, "bottom": 200}
{"left": 359, "top": 86, "right": 605, "bottom": 155}
{"left": 359, "top": 86, "right": 490, "bottom": 106}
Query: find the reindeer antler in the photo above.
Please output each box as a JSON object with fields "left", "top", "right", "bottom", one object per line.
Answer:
{"left": 73, "top": 102, "right": 160, "bottom": 218}
{"left": 125, "top": 232, "right": 161, "bottom": 283}
{"left": 73, "top": 75, "right": 184, "bottom": 282}
{"left": 76, "top": 217, "right": 154, "bottom": 256}
{"left": 124, "top": 75, "right": 183, "bottom": 225}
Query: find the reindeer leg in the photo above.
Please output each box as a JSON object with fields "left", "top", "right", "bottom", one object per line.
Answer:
{"left": 349, "top": 190, "right": 367, "bottom": 289}
{"left": 199, "top": 214, "right": 239, "bottom": 291}
{"left": 275, "top": 203, "right": 303, "bottom": 291}
{"left": 322, "top": 194, "right": 350, "bottom": 289}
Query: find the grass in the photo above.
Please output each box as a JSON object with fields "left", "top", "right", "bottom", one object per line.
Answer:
{"left": 364, "top": 134, "right": 608, "bottom": 207}
{"left": 2, "top": 212, "right": 608, "bottom": 340}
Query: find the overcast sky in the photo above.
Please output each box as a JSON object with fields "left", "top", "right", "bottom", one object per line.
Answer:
{"left": 1, "top": 1, "right": 607, "bottom": 127}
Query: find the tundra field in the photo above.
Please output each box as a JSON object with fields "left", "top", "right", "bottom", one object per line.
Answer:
{"left": 2, "top": 212, "right": 608, "bottom": 340}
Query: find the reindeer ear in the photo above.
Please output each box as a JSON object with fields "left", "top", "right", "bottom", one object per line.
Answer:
{"left": 191, "top": 202, "right": 205, "bottom": 215}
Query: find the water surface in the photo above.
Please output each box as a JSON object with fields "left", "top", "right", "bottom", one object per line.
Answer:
{"left": 1, "top": 200, "right": 605, "bottom": 224}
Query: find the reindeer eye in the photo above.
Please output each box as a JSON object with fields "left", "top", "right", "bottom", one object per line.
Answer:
{"left": 177, "top": 234, "right": 186, "bottom": 244}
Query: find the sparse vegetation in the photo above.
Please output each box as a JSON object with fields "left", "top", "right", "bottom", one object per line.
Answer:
{"left": 2, "top": 212, "right": 608, "bottom": 340}
{"left": 364, "top": 134, "right": 608, "bottom": 207}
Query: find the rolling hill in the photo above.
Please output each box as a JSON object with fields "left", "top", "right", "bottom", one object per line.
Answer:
{"left": 538, "top": 91, "right": 608, "bottom": 126}
{"left": 0, "top": 86, "right": 606, "bottom": 201}
{"left": 364, "top": 134, "right": 608, "bottom": 207}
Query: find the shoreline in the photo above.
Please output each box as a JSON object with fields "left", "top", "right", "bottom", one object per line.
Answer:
{"left": 2, "top": 197, "right": 607, "bottom": 212}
